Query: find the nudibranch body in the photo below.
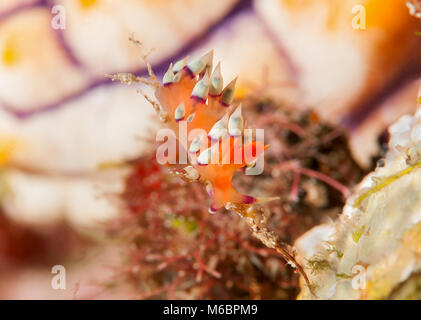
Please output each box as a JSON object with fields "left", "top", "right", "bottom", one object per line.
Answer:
{"left": 134, "top": 51, "right": 270, "bottom": 212}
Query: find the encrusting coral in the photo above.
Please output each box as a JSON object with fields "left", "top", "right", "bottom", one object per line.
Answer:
{"left": 296, "top": 91, "right": 421, "bottom": 299}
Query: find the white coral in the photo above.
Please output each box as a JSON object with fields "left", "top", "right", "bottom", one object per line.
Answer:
{"left": 296, "top": 104, "right": 421, "bottom": 299}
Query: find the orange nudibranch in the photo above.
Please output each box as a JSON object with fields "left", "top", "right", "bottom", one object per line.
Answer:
{"left": 152, "top": 51, "right": 271, "bottom": 212}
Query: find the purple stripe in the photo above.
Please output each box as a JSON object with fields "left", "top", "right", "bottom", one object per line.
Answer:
{"left": 0, "top": 77, "right": 109, "bottom": 119}
{"left": 45, "top": 0, "right": 84, "bottom": 67}
{"left": 341, "top": 63, "right": 421, "bottom": 129}
{"left": 0, "top": 0, "right": 83, "bottom": 67}
{"left": 149, "top": 0, "right": 253, "bottom": 76}
{"left": 252, "top": 3, "right": 300, "bottom": 83}
{"left": 2, "top": 0, "right": 252, "bottom": 120}
{"left": 0, "top": 0, "right": 47, "bottom": 21}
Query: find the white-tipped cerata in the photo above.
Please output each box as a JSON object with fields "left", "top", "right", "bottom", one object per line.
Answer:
{"left": 189, "top": 134, "right": 203, "bottom": 153}
{"left": 187, "top": 58, "right": 204, "bottom": 76}
{"left": 162, "top": 63, "right": 174, "bottom": 85}
{"left": 228, "top": 104, "right": 244, "bottom": 136}
{"left": 173, "top": 57, "right": 188, "bottom": 73}
{"left": 221, "top": 77, "right": 237, "bottom": 106}
{"left": 208, "top": 113, "right": 228, "bottom": 141}
{"left": 209, "top": 62, "right": 223, "bottom": 96}
{"left": 174, "top": 102, "right": 185, "bottom": 121}
{"left": 173, "top": 71, "right": 182, "bottom": 83}
{"left": 201, "top": 50, "right": 214, "bottom": 74}
{"left": 191, "top": 72, "right": 210, "bottom": 101}
{"left": 186, "top": 112, "right": 196, "bottom": 123}
{"left": 197, "top": 146, "right": 213, "bottom": 165}
{"left": 187, "top": 51, "right": 213, "bottom": 76}
{"left": 184, "top": 166, "right": 199, "bottom": 180}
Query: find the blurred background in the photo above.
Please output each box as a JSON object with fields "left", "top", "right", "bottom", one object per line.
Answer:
{"left": 0, "top": 0, "right": 420, "bottom": 299}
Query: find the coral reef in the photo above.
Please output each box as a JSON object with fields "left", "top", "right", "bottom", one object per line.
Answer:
{"left": 1, "top": 0, "right": 420, "bottom": 300}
